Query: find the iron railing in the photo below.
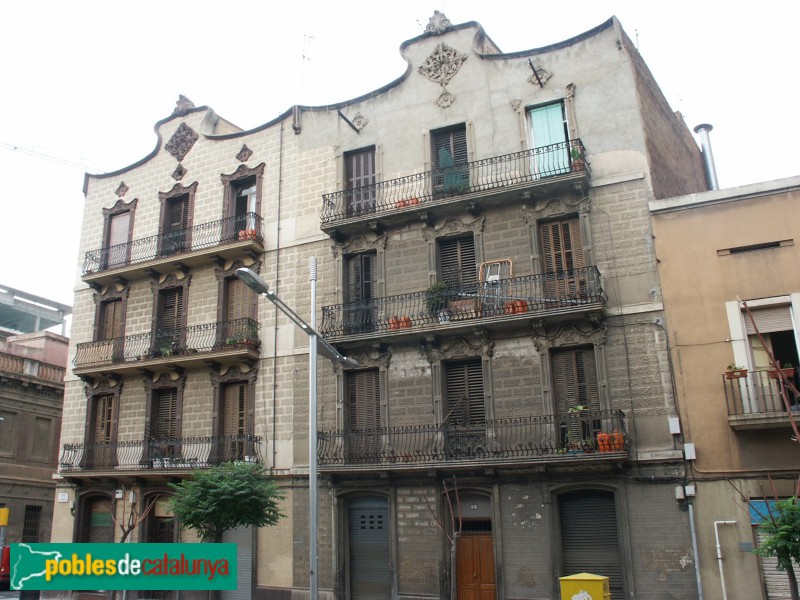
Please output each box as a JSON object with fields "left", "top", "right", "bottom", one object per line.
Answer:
{"left": 319, "top": 267, "right": 604, "bottom": 337}
{"left": 82, "top": 212, "right": 264, "bottom": 275}
{"left": 320, "top": 140, "right": 588, "bottom": 224}
{"left": 73, "top": 317, "right": 260, "bottom": 369}
{"left": 318, "top": 410, "right": 627, "bottom": 468}
{"left": 723, "top": 369, "right": 800, "bottom": 416}
{"left": 59, "top": 434, "right": 262, "bottom": 472}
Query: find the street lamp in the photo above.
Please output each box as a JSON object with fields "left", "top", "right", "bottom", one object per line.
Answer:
{"left": 236, "top": 260, "right": 357, "bottom": 600}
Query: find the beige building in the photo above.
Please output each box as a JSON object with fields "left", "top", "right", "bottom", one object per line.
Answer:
{"left": 56, "top": 13, "right": 713, "bottom": 599}
{"left": 651, "top": 176, "right": 800, "bottom": 599}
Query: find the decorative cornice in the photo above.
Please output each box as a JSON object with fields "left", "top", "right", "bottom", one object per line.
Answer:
{"left": 532, "top": 323, "right": 606, "bottom": 352}
{"left": 220, "top": 163, "right": 265, "bottom": 186}
{"left": 521, "top": 196, "right": 590, "bottom": 223}
{"left": 158, "top": 181, "right": 198, "bottom": 203}
{"left": 214, "top": 259, "right": 262, "bottom": 282}
{"left": 149, "top": 272, "right": 191, "bottom": 293}
{"left": 421, "top": 215, "right": 485, "bottom": 241}
{"left": 141, "top": 370, "right": 186, "bottom": 393}
{"left": 209, "top": 365, "right": 258, "bottom": 386}
{"left": 424, "top": 335, "right": 493, "bottom": 363}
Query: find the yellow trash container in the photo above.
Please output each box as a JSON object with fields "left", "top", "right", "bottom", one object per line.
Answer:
{"left": 559, "top": 572, "right": 611, "bottom": 600}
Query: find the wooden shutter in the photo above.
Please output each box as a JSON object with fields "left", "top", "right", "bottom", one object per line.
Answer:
{"left": 159, "top": 288, "right": 184, "bottom": 330}
{"left": 445, "top": 359, "right": 485, "bottom": 425}
{"left": 223, "top": 382, "right": 249, "bottom": 437}
{"left": 99, "top": 299, "right": 124, "bottom": 340}
{"left": 225, "top": 277, "right": 251, "bottom": 322}
{"left": 540, "top": 218, "right": 584, "bottom": 274}
{"left": 348, "top": 497, "right": 391, "bottom": 599}
{"left": 166, "top": 195, "right": 189, "bottom": 232}
{"left": 346, "top": 252, "right": 376, "bottom": 303}
{"left": 348, "top": 370, "right": 380, "bottom": 431}
{"left": 87, "top": 498, "right": 112, "bottom": 543}
{"left": 433, "top": 127, "right": 468, "bottom": 170}
{"left": 346, "top": 147, "right": 376, "bottom": 216}
{"left": 108, "top": 211, "right": 130, "bottom": 247}
{"left": 154, "top": 389, "right": 179, "bottom": 439}
{"left": 93, "top": 395, "right": 114, "bottom": 444}
{"left": 439, "top": 236, "right": 477, "bottom": 287}
{"left": 552, "top": 347, "right": 600, "bottom": 416}
{"left": 560, "top": 491, "right": 623, "bottom": 598}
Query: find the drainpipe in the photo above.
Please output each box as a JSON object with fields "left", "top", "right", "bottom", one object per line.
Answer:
{"left": 688, "top": 501, "right": 704, "bottom": 600}
{"left": 693, "top": 123, "right": 719, "bottom": 190}
{"left": 714, "top": 520, "right": 737, "bottom": 600}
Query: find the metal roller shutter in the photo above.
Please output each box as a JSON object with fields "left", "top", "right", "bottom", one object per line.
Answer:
{"left": 559, "top": 491, "right": 623, "bottom": 599}
{"left": 349, "top": 496, "right": 390, "bottom": 599}
{"left": 744, "top": 306, "right": 793, "bottom": 335}
{"left": 757, "top": 530, "right": 798, "bottom": 598}
{"left": 221, "top": 525, "right": 252, "bottom": 600}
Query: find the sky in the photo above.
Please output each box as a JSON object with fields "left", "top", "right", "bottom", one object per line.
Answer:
{"left": 1, "top": 1, "right": 796, "bottom": 316}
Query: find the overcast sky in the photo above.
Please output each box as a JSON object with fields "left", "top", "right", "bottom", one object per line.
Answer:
{"left": 1, "top": 1, "right": 796, "bottom": 314}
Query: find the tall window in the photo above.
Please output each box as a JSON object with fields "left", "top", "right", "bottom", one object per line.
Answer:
{"left": 444, "top": 359, "right": 485, "bottom": 426}
{"left": 222, "top": 382, "right": 251, "bottom": 460}
{"left": 21, "top": 505, "right": 42, "bottom": 543}
{"left": 160, "top": 193, "right": 190, "bottom": 256}
{"left": 98, "top": 299, "right": 124, "bottom": 340}
{"left": 345, "top": 147, "right": 376, "bottom": 217}
{"left": 233, "top": 177, "right": 257, "bottom": 235}
{"left": 155, "top": 287, "right": 184, "bottom": 354}
{"left": 105, "top": 210, "right": 131, "bottom": 268}
{"left": 347, "top": 369, "right": 380, "bottom": 459}
{"left": 432, "top": 125, "right": 468, "bottom": 195}
{"left": 86, "top": 394, "right": 116, "bottom": 469}
{"left": 152, "top": 389, "right": 179, "bottom": 442}
{"left": 344, "top": 252, "right": 377, "bottom": 334}
{"left": 552, "top": 347, "right": 601, "bottom": 445}
{"left": 438, "top": 236, "right": 476, "bottom": 289}
{"left": 528, "top": 102, "right": 570, "bottom": 175}
{"left": 540, "top": 218, "right": 586, "bottom": 300}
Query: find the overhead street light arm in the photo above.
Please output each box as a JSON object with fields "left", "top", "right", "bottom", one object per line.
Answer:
{"left": 235, "top": 267, "right": 359, "bottom": 368}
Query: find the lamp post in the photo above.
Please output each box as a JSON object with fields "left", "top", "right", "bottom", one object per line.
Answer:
{"left": 236, "top": 260, "right": 357, "bottom": 600}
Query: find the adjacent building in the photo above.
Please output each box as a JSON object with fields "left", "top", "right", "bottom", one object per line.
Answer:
{"left": 651, "top": 176, "right": 800, "bottom": 600}
{"left": 56, "top": 13, "right": 712, "bottom": 599}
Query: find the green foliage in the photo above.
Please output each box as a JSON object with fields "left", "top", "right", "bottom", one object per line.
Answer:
{"left": 425, "top": 281, "right": 451, "bottom": 313}
{"left": 168, "top": 462, "right": 284, "bottom": 542}
{"left": 753, "top": 497, "right": 800, "bottom": 574}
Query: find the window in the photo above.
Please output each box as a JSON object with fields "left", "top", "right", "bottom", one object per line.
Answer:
{"left": 528, "top": 102, "right": 570, "bottom": 175}
{"left": 432, "top": 125, "right": 468, "bottom": 196}
{"left": 233, "top": 178, "right": 257, "bottom": 233}
{"left": 345, "top": 147, "right": 376, "bottom": 217}
{"left": 346, "top": 369, "right": 380, "bottom": 459}
{"left": 344, "top": 252, "right": 377, "bottom": 334}
{"left": 21, "top": 505, "right": 42, "bottom": 543}
{"left": 160, "top": 193, "right": 190, "bottom": 256}
{"left": 85, "top": 394, "right": 116, "bottom": 469}
{"left": 152, "top": 389, "right": 180, "bottom": 442}
{"left": 223, "top": 276, "right": 255, "bottom": 343}
{"left": 443, "top": 359, "right": 486, "bottom": 456}
{"left": 222, "top": 382, "right": 251, "bottom": 461}
{"left": 438, "top": 236, "right": 476, "bottom": 289}
{"left": 154, "top": 287, "right": 184, "bottom": 354}
{"left": 552, "top": 347, "right": 601, "bottom": 445}
{"left": 29, "top": 417, "right": 53, "bottom": 462}
{"left": 0, "top": 411, "right": 16, "bottom": 456}
{"left": 105, "top": 210, "right": 131, "bottom": 268}
{"left": 222, "top": 164, "right": 264, "bottom": 241}
{"left": 540, "top": 218, "right": 587, "bottom": 300}
{"left": 98, "top": 299, "right": 124, "bottom": 340}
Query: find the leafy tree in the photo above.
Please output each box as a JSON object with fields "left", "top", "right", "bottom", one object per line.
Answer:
{"left": 168, "top": 462, "right": 284, "bottom": 543}
{"left": 754, "top": 496, "right": 800, "bottom": 600}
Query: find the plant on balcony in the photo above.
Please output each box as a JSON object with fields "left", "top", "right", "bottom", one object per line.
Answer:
{"left": 725, "top": 363, "right": 748, "bottom": 379}
{"left": 571, "top": 147, "right": 586, "bottom": 172}
{"left": 768, "top": 362, "right": 796, "bottom": 379}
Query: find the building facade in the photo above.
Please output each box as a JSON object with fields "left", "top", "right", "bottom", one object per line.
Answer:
{"left": 57, "top": 14, "right": 710, "bottom": 599}
{"left": 651, "top": 176, "right": 800, "bottom": 600}
{"left": 1, "top": 331, "right": 67, "bottom": 546}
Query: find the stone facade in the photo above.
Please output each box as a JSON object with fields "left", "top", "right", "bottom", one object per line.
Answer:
{"left": 55, "top": 13, "right": 711, "bottom": 600}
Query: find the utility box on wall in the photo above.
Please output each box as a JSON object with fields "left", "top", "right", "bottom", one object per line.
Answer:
{"left": 559, "top": 572, "right": 611, "bottom": 600}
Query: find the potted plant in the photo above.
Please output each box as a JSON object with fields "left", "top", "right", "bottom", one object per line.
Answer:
{"left": 768, "top": 362, "right": 795, "bottom": 379}
{"left": 425, "top": 281, "right": 451, "bottom": 322}
{"left": 725, "top": 363, "right": 748, "bottom": 379}
{"left": 570, "top": 147, "right": 586, "bottom": 172}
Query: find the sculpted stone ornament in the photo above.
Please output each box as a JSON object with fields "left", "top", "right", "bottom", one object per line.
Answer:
{"left": 425, "top": 10, "right": 452, "bottom": 35}
{"left": 236, "top": 144, "right": 253, "bottom": 162}
{"left": 165, "top": 122, "right": 199, "bottom": 162}
{"left": 172, "top": 164, "right": 187, "bottom": 181}
{"left": 173, "top": 94, "right": 196, "bottom": 114}
{"left": 418, "top": 42, "right": 467, "bottom": 87}
{"left": 351, "top": 113, "right": 369, "bottom": 131}
{"left": 527, "top": 64, "right": 553, "bottom": 87}
{"left": 115, "top": 181, "right": 129, "bottom": 197}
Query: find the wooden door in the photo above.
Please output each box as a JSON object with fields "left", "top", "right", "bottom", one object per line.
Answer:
{"left": 456, "top": 533, "right": 496, "bottom": 600}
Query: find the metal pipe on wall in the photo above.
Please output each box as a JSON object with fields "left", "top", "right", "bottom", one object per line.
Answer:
{"left": 714, "top": 519, "right": 737, "bottom": 600}
{"left": 694, "top": 123, "right": 719, "bottom": 191}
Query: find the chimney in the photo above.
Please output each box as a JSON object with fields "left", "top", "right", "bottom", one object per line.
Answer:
{"left": 693, "top": 123, "right": 719, "bottom": 191}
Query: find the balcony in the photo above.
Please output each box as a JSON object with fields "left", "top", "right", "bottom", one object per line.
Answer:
{"left": 320, "top": 267, "right": 605, "bottom": 342}
{"left": 320, "top": 140, "right": 589, "bottom": 234}
{"left": 723, "top": 369, "right": 800, "bottom": 429}
{"left": 73, "top": 317, "right": 260, "bottom": 376}
{"left": 82, "top": 212, "right": 264, "bottom": 286}
{"left": 318, "top": 410, "right": 627, "bottom": 473}
{"left": 59, "top": 434, "right": 262, "bottom": 475}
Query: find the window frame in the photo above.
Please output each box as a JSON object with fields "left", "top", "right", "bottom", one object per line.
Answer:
{"left": 157, "top": 182, "right": 197, "bottom": 256}
{"left": 100, "top": 198, "right": 137, "bottom": 269}
{"left": 221, "top": 163, "right": 265, "bottom": 240}
{"left": 344, "top": 146, "right": 377, "bottom": 217}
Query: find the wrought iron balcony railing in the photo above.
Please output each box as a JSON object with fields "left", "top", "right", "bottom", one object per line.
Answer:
{"left": 73, "top": 317, "right": 260, "bottom": 370}
{"left": 318, "top": 410, "right": 627, "bottom": 470}
{"left": 59, "top": 434, "right": 262, "bottom": 473}
{"left": 82, "top": 212, "right": 264, "bottom": 275}
{"left": 320, "top": 140, "right": 588, "bottom": 224}
{"left": 723, "top": 369, "right": 800, "bottom": 417}
{"left": 320, "top": 267, "right": 604, "bottom": 338}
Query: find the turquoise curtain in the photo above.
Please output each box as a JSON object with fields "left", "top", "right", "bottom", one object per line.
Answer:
{"left": 529, "top": 103, "right": 569, "bottom": 175}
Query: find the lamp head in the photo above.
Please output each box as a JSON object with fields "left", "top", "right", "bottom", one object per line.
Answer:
{"left": 236, "top": 268, "right": 270, "bottom": 295}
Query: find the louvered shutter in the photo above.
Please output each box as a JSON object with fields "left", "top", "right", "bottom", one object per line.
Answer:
{"left": 100, "top": 299, "right": 123, "bottom": 340}
{"left": 540, "top": 219, "right": 584, "bottom": 273}
{"left": 167, "top": 196, "right": 189, "bottom": 232}
{"left": 439, "top": 236, "right": 477, "bottom": 287}
{"left": 346, "top": 148, "right": 376, "bottom": 216}
{"left": 445, "top": 359, "right": 485, "bottom": 425}
{"left": 225, "top": 276, "right": 250, "bottom": 322}
{"left": 93, "top": 395, "right": 114, "bottom": 444}
{"left": 560, "top": 491, "right": 623, "bottom": 598}
{"left": 154, "top": 389, "right": 178, "bottom": 439}
{"left": 348, "top": 497, "right": 391, "bottom": 599}
{"left": 552, "top": 348, "right": 600, "bottom": 415}
{"left": 87, "top": 498, "right": 113, "bottom": 543}
{"left": 107, "top": 211, "right": 130, "bottom": 267}
{"left": 159, "top": 288, "right": 183, "bottom": 332}
{"left": 223, "top": 383, "right": 248, "bottom": 436}
{"left": 348, "top": 370, "right": 380, "bottom": 431}
{"left": 433, "top": 127, "right": 468, "bottom": 170}
{"left": 346, "top": 253, "right": 376, "bottom": 303}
